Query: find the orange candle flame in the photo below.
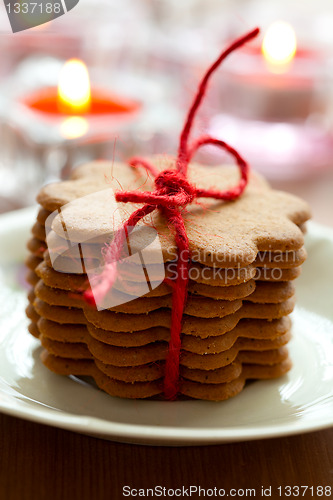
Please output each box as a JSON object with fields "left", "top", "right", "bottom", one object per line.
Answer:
{"left": 58, "top": 59, "right": 91, "bottom": 114}
{"left": 262, "top": 22, "right": 297, "bottom": 74}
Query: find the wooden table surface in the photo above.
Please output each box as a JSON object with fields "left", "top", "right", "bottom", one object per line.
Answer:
{"left": 0, "top": 169, "right": 333, "bottom": 500}
{"left": 0, "top": 413, "right": 332, "bottom": 500}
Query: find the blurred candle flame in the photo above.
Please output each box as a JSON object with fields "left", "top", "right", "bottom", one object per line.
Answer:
{"left": 262, "top": 22, "right": 297, "bottom": 73}
{"left": 60, "top": 116, "right": 89, "bottom": 139}
{"left": 58, "top": 59, "right": 91, "bottom": 114}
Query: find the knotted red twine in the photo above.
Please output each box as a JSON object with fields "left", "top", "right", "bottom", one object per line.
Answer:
{"left": 84, "top": 28, "right": 260, "bottom": 400}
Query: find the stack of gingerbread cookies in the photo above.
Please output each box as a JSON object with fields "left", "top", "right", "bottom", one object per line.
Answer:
{"left": 25, "top": 158, "right": 310, "bottom": 400}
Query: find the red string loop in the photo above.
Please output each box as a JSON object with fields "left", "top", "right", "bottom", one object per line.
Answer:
{"left": 177, "top": 27, "right": 260, "bottom": 176}
{"left": 189, "top": 136, "right": 249, "bottom": 201}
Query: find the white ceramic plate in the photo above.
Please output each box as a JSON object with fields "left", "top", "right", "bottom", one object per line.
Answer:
{"left": 0, "top": 207, "right": 332, "bottom": 446}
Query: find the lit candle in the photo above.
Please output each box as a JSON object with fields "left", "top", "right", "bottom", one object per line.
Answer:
{"left": 220, "top": 22, "right": 326, "bottom": 122}
{"left": 23, "top": 58, "right": 141, "bottom": 141}
{"left": 209, "top": 23, "right": 332, "bottom": 181}
{"left": 0, "top": 56, "right": 166, "bottom": 208}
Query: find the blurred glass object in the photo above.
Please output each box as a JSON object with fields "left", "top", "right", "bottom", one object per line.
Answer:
{"left": 0, "top": 55, "right": 181, "bottom": 209}
{"left": 209, "top": 114, "right": 333, "bottom": 181}
{"left": 203, "top": 16, "right": 333, "bottom": 181}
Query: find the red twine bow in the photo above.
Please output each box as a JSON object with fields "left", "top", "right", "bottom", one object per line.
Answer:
{"left": 84, "top": 28, "right": 260, "bottom": 400}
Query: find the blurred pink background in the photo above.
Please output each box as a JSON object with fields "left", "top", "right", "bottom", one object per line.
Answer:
{"left": 0, "top": 0, "right": 332, "bottom": 226}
